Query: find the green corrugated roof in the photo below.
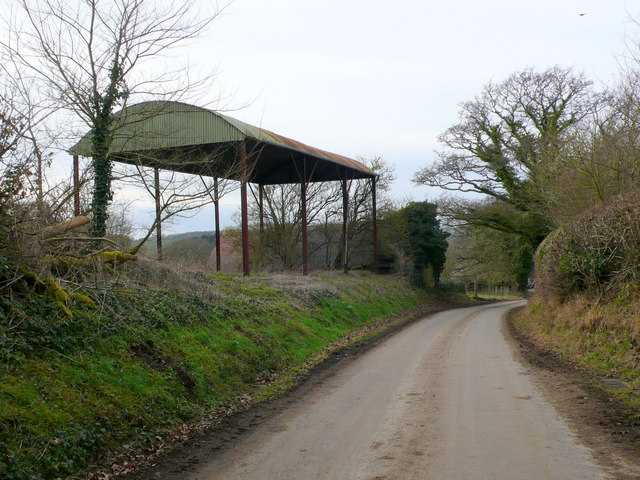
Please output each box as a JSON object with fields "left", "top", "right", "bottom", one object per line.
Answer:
{"left": 68, "top": 101, "right": 375, "bottom": 181}
{"left": 69, "top": 102, "right": 245, "bottom": 155}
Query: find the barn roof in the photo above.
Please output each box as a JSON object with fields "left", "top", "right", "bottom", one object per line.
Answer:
{"left": 68, "top": 101, "right": 375, "bottom": 184}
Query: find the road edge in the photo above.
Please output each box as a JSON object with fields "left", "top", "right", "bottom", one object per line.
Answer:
{"left": 504, "top": 307, "right": 640, "bottom": 480}
{"left": 105, "top": 297, "right": 477, "bottom": 480}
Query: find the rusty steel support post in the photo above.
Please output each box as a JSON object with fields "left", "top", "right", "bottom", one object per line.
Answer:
{"left": 154, "top": 167, "right": 163, "bottom": 261}
{"left": 371, "top": 176, "right": 378, "bottom": 272}
{"left": 301, "top": 160, "right": 308, "bottom": 276}
{"left": 214, "top": 177, "right": 221, "bottom": 271}
{"left": 258, "top": 183, "right": 265, "bottom": 267}
{"left": 239, "top": 142, "right": 250, "bottom": 276}
{"left": 341, "top": 174, "right": 349, "bottom": 275}
{"left": 73, "top": 155, "right": 80, "bottom": 216}
{"left": 259, "top": 184, "right": 265, "bottom": 237}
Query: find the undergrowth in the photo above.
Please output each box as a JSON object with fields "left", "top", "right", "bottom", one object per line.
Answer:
{"left": 514, "top": 288, "right": 640, "bottom": 408}
{"left": 0, "top": 271, "right": 438, "bottom": 480}
{"left": 518, "top": 190, "right": 640, "bottom": 413}
{"left": 535, "top": 189, "right": 640, "bottom": 297}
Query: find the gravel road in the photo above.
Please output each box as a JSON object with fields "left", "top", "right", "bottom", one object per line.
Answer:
{"left": 186, "top": 302, "right": 607, "bottom": 480}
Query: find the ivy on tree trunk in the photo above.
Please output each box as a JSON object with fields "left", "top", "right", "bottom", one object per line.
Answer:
{"left": 89, "top": 60, "right": 126, "bottom": 238}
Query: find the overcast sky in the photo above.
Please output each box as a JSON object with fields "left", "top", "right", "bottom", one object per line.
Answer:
{"left": 72, "top": 0, "right": 640, "bottom": 233}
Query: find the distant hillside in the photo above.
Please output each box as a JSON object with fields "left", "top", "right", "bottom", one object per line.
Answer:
{"left": 136, "top": 231, "right": 216, "bottom": 258}
{"left": 136, "top": 230, "right": 215, "bottom": 248}
{"left": 164, "top": 235, "right": 216, "bottom": 269}
{"left": 136, "top": 230, "right": 244, "bottom": 271}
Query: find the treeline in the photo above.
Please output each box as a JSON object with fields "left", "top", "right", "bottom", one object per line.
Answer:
{"left": 420, "top": 65, "right": 640, "bottom": 291}
{"left": 513, "top": 160, "right": 640, "bottom": 418}
{"left": 155, "top": 169, "right": 450, "bottom": 288}
{"left": 229, "top": 157, "right": 448, "bottom": 286}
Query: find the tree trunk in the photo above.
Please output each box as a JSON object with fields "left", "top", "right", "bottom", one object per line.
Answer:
{"left": 90, "top": 154, "right": 112, "bottom": 237}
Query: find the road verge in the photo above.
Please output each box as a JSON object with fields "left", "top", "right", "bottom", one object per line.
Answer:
{"left": 507, "top": 306, "right": 640, "bottom": 479}
{"left": 0, "top": 270, "right": 469, "bottom": 480}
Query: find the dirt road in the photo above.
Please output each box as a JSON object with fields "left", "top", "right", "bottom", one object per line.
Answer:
{"left": 182, "top": 302, "right": 609, "bottom": 480}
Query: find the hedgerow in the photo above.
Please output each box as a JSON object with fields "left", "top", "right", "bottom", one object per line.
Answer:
{"left": 534, "top": 189, "right": 640, "bottom": 298}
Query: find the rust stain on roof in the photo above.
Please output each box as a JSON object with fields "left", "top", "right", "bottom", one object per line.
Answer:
{"left": 256, "top": 127, "right": 376, "bottom": 176}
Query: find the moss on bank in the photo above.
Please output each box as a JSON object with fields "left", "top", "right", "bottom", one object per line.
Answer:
{"left": 0, "top": 271, "right": 452, "bottom": 480}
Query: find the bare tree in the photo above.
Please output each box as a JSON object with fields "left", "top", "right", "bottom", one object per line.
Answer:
{"left": 0, "top": 85, "right": 65, "bottom": 262}
{"left": 340, "top": 156, "right": 395, "bottom": 266}
{"left": 248, "top": 156, "right": 394, "bottom": 271}
{"left": 115, "top": 159, "right": 240, "bottom": 257}
{"left": 413, "top": 66, "right": 598, "bottom": 247}
{"left": 441, "top": 224, "right": 532, "bottom": 292}
{"left": 253, "top": 182, "right": 341, "bottom": 269}
{"left": 531, "top": 72, "right": 640, "bottom": 227}
{"left": 2, "top": 0, "right": 229, "bottom": 237}
{"left": 0, "top": 94, "right": 31, "bottom": 206}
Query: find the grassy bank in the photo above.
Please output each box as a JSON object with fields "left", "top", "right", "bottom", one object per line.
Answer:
{"left": 0, "top": 271, "right": 458, "bottom": 480}
{"left": 513, "top": 290, "right": 640, "bottom": 411}
{"left": 513, "top": 190, "right": 640, "bottom": 421}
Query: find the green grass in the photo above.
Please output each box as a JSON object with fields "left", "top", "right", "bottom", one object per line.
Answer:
{"left": 0, "top": 272, "right": 439, "bottom": 480}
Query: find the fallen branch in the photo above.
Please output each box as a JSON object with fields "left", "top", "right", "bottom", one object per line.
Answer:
{"left": 43, "top": 236, "right": 123, "bottom": 250}
{"left": 98, "top": 251, "right": 138, "bottom": 265}
{"left": 41, "top": 216, "right": 90, "bottom": 239}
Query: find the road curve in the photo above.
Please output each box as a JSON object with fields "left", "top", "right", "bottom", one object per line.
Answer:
{"left": 188, "top": 302, "right": 607, "bottom": 480}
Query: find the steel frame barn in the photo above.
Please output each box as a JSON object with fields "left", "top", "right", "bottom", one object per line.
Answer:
{"left": 69, "top": 101, "right": 379, "bottom": 275}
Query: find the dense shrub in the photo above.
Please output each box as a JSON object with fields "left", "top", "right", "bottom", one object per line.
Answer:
{"left": 535, "top": 190, "right": 640, "bottom": 298}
